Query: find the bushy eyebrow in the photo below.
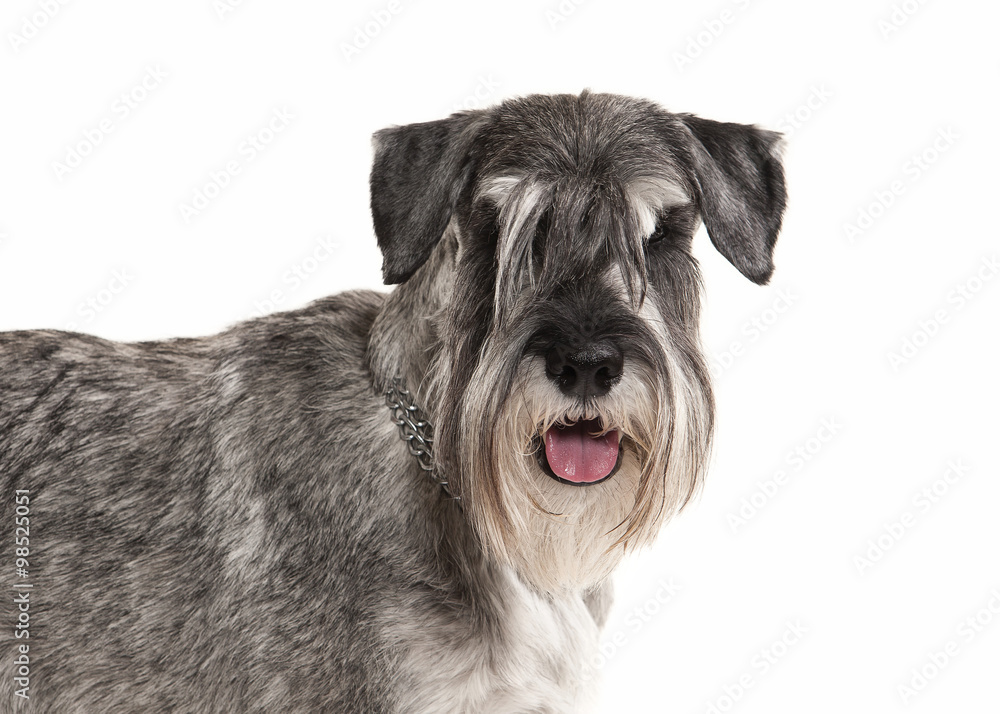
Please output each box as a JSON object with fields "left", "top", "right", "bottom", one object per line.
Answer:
{"left": 479, "top": 171, "right": 691, "bottom": 319}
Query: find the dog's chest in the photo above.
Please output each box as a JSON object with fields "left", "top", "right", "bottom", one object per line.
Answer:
{"left": 391, "top": 578, "right": 601, "bottom": 713}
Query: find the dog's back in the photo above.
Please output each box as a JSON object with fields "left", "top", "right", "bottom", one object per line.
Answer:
{"left": 0, "top": 290, "right": 418, "bottom": 713}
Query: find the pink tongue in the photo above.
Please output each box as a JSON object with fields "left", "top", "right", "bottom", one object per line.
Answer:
{"left": 543, "top": 420, "right": 620, "bottom": 484}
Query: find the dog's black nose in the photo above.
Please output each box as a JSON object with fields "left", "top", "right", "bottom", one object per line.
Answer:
{"left": 544, "top": 342, "right": 623, "bottom": 399}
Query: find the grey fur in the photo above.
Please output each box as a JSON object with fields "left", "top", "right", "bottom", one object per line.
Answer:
{"left": 1, "top": 92, "right": 785, "bottom": 713}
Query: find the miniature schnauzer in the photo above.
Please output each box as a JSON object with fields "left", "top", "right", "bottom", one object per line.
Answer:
{"left": 1, "top": 91, "right": 786, "bottom": 712}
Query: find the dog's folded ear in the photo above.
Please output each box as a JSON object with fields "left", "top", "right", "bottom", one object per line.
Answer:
{"left": 370, "top": 112, "right": 489, "bottom": 285}
{"left": 677, "top": 115, "right": 787, "bottom": 285}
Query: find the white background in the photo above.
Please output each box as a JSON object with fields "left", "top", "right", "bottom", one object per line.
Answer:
{"left": 2, "top": 0, "right": 998, "bottom": 711}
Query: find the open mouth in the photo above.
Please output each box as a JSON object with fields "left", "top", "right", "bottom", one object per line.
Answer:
{"left": 534, "top": 418, "right": 623, "bottom": 486}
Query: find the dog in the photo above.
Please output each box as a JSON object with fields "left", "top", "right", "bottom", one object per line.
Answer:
{"left": 0, "top": 91, "right": 786, "bottom": 713}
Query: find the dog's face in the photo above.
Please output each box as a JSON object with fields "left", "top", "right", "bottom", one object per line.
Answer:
{"left": 370, "top": 92, "right": 786, "bottom": 592}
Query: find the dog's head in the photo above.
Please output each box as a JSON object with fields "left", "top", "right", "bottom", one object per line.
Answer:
{"left": 370, "top": 92, "right": 786, "bottom": 592}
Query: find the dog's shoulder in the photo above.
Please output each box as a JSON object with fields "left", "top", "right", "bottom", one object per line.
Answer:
{"left": 209, "top": 289, "right": 385, "bottom": 410}
{"left": 289, "top": 289, "right": 386, "bottom": 335}
{"left": 220, "top": 288, "right": 384, "bottom": 366}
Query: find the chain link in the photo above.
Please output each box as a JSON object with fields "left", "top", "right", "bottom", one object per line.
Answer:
{"left": 385, "top": 380, "right": 459, "bottom": 504}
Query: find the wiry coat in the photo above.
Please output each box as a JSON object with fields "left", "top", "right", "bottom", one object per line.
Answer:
{"left": 0, "top": 91, "right": 786, "bottom": 713}
{"left": 1, "top": 294, "right": 606, "bottom": 712}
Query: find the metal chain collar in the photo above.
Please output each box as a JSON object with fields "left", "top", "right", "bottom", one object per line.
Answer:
{"left": 384, "top": 380, "right": 460, "bottom": 504}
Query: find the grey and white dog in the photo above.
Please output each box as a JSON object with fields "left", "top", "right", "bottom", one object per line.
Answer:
{"left": 1, "top": 91, "right": 786, "bottom": 713}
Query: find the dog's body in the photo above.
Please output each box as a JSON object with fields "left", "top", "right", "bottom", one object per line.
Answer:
{"left": 1, "top": 295, "right": 600, "bottom": 712}
{"left": 1, "top": 92, "right": 785, "bottom": 713}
